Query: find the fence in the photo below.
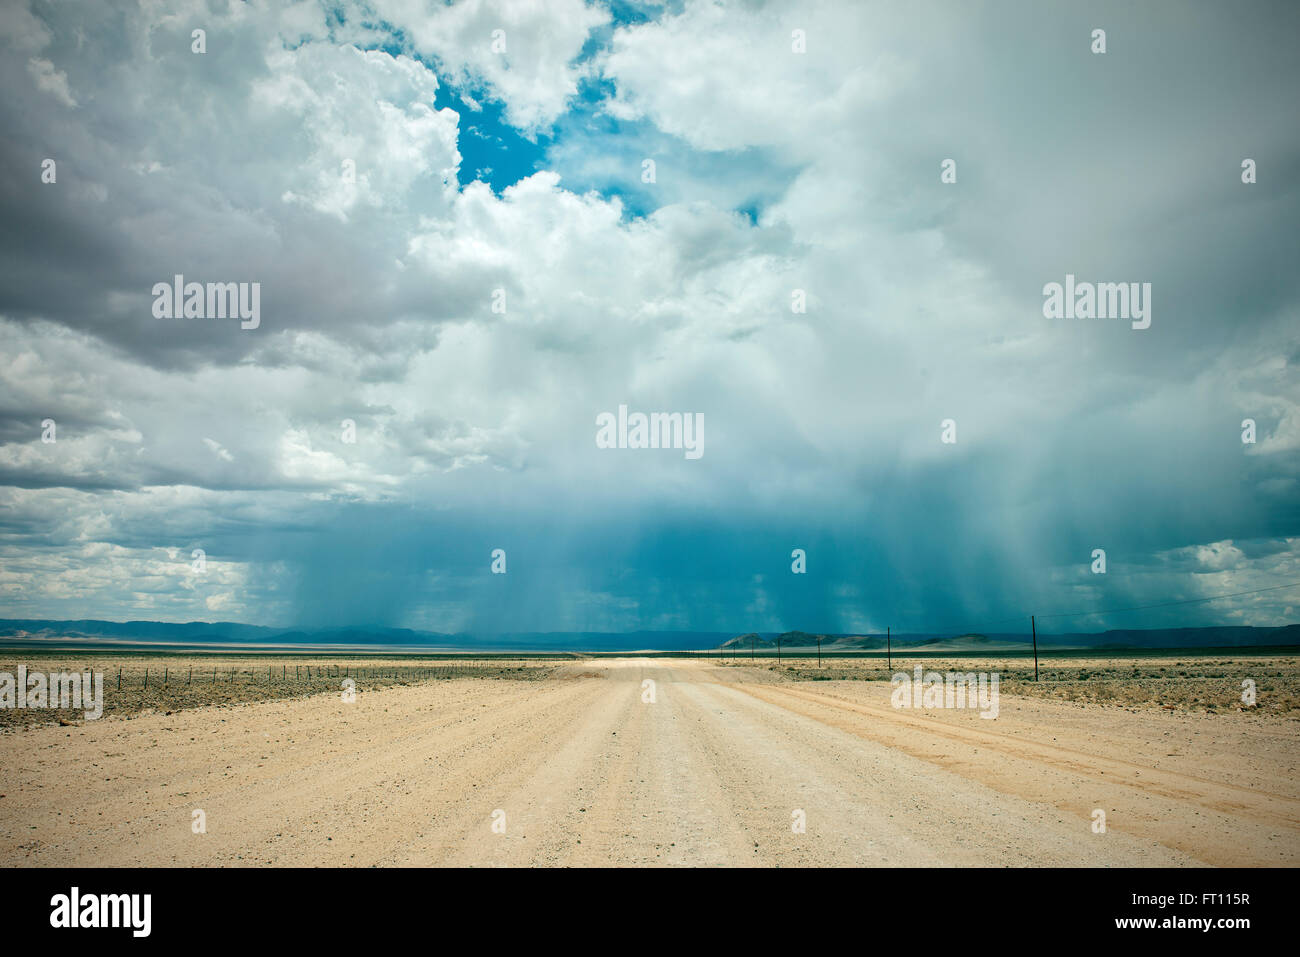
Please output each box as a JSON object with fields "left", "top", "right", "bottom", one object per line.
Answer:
{"left": 707, "top": 579, "right": 1300, "bottom": 677}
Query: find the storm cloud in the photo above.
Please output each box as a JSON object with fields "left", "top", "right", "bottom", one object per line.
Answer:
{"left": 1, "top": 0, "right": 1297, "bottom": 634}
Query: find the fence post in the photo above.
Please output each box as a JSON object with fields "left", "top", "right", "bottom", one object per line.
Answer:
{"left": 886, "top": 626, "right": 891, "bottom": 672}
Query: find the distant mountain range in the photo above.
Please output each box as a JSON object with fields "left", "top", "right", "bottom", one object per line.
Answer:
{"left": 0, "top": 620, "right": 732, "bottom": 652}
{"left": 0, "top": 619, "right": 1297, "bottom": 652}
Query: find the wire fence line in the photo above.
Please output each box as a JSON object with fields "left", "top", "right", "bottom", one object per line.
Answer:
{"left": 103, "top": 661, "right": 500, "bottom": 692}
{"left": 703, "top": 580, "right": 1300, "bottom": 677}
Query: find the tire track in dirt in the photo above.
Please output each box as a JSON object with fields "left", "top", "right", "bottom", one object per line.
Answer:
{"left": 563, "top": 661, "right": 765, "bottom": 866}
{"left": 413, "top": 672, "right": 634, "bottom": 865}
{"left": 675, "top": 676, "right": 1195, "bottom": 865}
{"left": 1, "top": 676, "right": 599, "bottom": 865}
{"left": 738, "top": 681, "right": 1297, "bottom": 865}
{"left": 760, "top": 683, "right": 1300, "bottom": 808}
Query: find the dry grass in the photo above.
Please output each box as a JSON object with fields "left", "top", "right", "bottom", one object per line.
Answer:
{"left": 0, "top": 653, "right": 554, "bottom": 730}
{"left": 7, "top": 649, "right": 1297, "bottom": 729}
{"left": 726, "top": 654, "right": 1300, "bottom": 718}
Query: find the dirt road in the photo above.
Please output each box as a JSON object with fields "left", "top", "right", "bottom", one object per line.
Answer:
{"left": 1, "top": 659, "right": 1296, "bottom": 866}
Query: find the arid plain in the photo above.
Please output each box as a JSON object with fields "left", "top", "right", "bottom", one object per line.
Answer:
{"left": 1, "top": 654, "right": 1296, "bottom": 866}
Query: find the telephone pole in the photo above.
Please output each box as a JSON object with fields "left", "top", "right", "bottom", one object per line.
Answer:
{"left": 1031, "top": 615, "right": 1039, "bottom": 682}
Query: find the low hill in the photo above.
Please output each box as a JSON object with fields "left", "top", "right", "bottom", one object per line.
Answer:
{"left": 719, "top": 633, "right": 773, "bottom": 650}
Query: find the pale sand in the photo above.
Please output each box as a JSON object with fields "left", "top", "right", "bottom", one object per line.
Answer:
{"left": 1, "top": 658, "right": 1295, "bottom": 866}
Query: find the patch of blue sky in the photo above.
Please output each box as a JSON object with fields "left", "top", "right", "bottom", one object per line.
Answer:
{"left": 336, "top": 26, "right": 550, "bottom": 192}
{"left": 545, "top": 93, "right": 801, "bottom": 224}
{"left": 332, "top": 1, "right": 796, "bottom": 217}
{"left": 435, "top": 87, "right": 552, "bottom": 192}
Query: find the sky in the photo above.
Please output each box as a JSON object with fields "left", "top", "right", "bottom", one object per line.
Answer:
{"left": 0, "top": 0, "right": 1297, "bottom": 636}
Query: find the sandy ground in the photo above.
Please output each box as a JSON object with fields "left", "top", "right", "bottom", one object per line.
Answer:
{"left": 1, "top": 658, "right": 1296, "bottom": 866}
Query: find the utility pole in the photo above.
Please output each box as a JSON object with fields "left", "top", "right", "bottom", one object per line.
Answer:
{"left": 886, "top": 626, "right": 891, "bottom": 672}
{"left": 1031, "top": 615, "right": 1039, "bottom": 682}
